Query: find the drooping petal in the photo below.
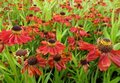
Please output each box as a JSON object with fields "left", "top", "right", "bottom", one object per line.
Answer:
{"left": 109, "top": 52, "right": 120, "bottom": 67}
{"left": 55, "top": 63, "right": 62, "bottom": 71}
{"left": 48, "top": 58, "right": 54, "bottom": 68}
{"left": 87, "top": 48, "right": 100, "bottom": 62}
{"left": 78, "top": 40, "right": 96, "bottom": 51}
{"left": 28, "top": 66, "right": 34, "bottom": 76}
{"left": 36, "top": 55, "right": 46, "bottom": 67}
{"left": 33, "top": 66, "right": 42, "bottom": 75}
{"left": 98, "top": 54, "right": 111, "bottom": 71}
{"left": 111, "top": 50, "right": 120, "bottom": 56}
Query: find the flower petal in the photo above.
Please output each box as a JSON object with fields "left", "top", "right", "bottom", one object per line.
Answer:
{"left": 109, "top": 52, "right": 120, "bottom": 67}
{"left": 98, "top": 54, "right": 111, "bottom": 71}
{"left": 78, "top": 40, "right": 96, "bottom": 51}
{"left": 87, "top": 48, "right": 100, "bottom": 61}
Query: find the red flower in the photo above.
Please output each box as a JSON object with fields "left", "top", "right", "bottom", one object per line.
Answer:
{"left": 102, "top": 17, "right": 110, "bottom": 23}
{"left": 48, "top": 54, "right": 68, "bottom": 71}
{"left": 74, "top": 0, "right": 82, "bottom": 3}
{"left": 22, "top": 25, "right": 39, "bottom": 39}
{"left": 21, "top": 55, "right": 46, "bottom": 76}
{"left": 70, "top": 27, "right": 90, "bottom": 37}
{"left": 60, "top": 4, "right": 73, "bottom": 12}
{"left": 39, "top": 31, "right": 56, "bottom": 39}
{"left": 67, "top": 37, "right": 75, "bottom": 46}
{"left": 0, "top": 25, "right": 31, "bottom": 45}
{"left": 37, "top": 39, "right": 65, "bottom": 55}
{"left": 52, "top": 14, "right": 63, "bottom": 22}
{"left": 78, "top": 38, "right": 120, "bottom": 71}
{"left": 92, "top": 18, "right": 100, "bottom": 25}
{"left": 71, "top": 14, "right": 81, "bottom": 20}
{"left": 29, "top": 5, "right": 40, "bottom": 12}
{"left": 52, "top": 14, "right": 71, "bottom": 26}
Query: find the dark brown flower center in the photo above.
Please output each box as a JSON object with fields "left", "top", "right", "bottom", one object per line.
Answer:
{"left": 16, "top": 49, "right": 27, "bottom": 57}
{"left": 33, "top": 4, "right": 37, "bottom": 6}
{"left": 60, "top": 12, "right": 65, "bottom": 15}
{"left": 44, "top": 32, "right": 48, "bottom": 35}
{"left": 12, "top": 25, "right": 22, "bottom": 31}
{"left": 42, "top": 20, "right": 45, "bottom": 23}
{"left": 79, "top": 25, "right": 83, "bottom": 28}
{"left": 29, "top": 14, "right": 33, "bottom": 17}
{"left": 53, "top": 55, "right": 61, "bottom": 62}
{"left": 97, "top": 38, "right": 113, "bottom": 53}
{"left": 80, "top": 60, "right": 88, "bottom": 65}
{"left": 28, "top": 57, "right": 38, "bottom": 65}
{"left": 48, "top": 39, "right": 56, "bottom": 44}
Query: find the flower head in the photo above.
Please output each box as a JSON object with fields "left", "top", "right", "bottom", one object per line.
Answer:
{"left": 70, "top": 27, "right": 90, "bottom": 37}
{"left": 21, "top": 55, "right": 46, "bottom": 76}
{"left": 0, "top": 25, "right": 31, "bottom": 45}
{"left": 78, "top": 38, "right": 120, "bottom": 71}
{"left": 48, "top": 54, "right": 68, "bottom": 71}
{"left": 37, "top": 39, "right": 65, "bottom": 55}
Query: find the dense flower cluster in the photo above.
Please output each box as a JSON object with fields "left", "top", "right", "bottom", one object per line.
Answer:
{"left": 0, "top": 0, "right": 120, "bottom": 79}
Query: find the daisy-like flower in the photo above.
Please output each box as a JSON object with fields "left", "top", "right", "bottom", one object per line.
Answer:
{"left": 26, "top": 14, "right": 39, "bottom": 23}
{"left": 39, "top": 31, "right": 56, "bottom": 40}
{"left": 29, "top": 5, "right": 41, "bottom": 12}
{"left": 21, "top": 55, "right": 46, "bottom": 76}
{"left": 48, "top": 54, "right": 68, "bottom": 71}
{"left": 0, "top": 25, "right": 31, "bottom": 45}
{"left": 52, "top": 13, "right": 71, "bottom": 26}
{"left": 37, "top": 39, "right": 65, "bottom": 55}
{"left": 70, "top": 26, "right": 90, "bottom": 37}
{"left": 22, "top": 25, "right": 40, "bottom": 39}
{"left": 78, "top": 38, "right": 120, "bottom": 71}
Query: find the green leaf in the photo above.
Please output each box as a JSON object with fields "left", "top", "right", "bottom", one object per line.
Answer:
{"left": 110, "top": 77, "right": 120, "bottom": 83}
{"left": 44, "top": 72, "right": 51, "bottom": 83}
{"left": 72, "top": 53, "right": 77, "bottom": 67}
{"left": 4, "top": 75, "right": 14, "bottom": 83}
{"left": 113, "top": 43, "right": 120, "bottom": 50}
{"left": 61, "top": 29, "right": 68, "bottom": 38}
{"left": 103, "top": 28, "right": 110, "bottom": 39}
{"left": 56, "top": 27, "right": 62, "bottom": 41}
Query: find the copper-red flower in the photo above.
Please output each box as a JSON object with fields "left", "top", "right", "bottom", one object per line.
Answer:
{"left": 48, "top": 54, "right": 68, "bottom": 71}
{"left": 29, "top": 5, "right": 40, "bottom": 12}
{"left": 0, "top": 25, "right": 31, "bottom": 45}
{"left": 21, "top": 55, "right": 46, "bottom": 76}
{"left": 70, "top": 27, "right": 90, "bottom": 37}
{"left": 37, "top": 39, "right": 65, "bottom": 55}
{"left": 39, "top": 30, "right": 56, "bottom": 40}
{"left": 78, "top": 38, "right": 120, "bottom": 71}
